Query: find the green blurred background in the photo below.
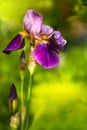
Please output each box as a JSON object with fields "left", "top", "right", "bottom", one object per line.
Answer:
{"left": 0, "top": 0, "right": 87, "bottom": 130}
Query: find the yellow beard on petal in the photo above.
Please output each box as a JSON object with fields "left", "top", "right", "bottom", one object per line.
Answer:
{"left": 35, "top": 35, "right": 48, "bottom": 46}
{"left": 19, "top": 32, "right": 49, "bottom": 46}
{"left": 19, "top": 31, "right": 30, "bottom": 38}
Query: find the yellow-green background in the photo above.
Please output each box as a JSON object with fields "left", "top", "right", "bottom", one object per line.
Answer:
{"left": 0, "top": 0, "right": 87, "bottom": 130}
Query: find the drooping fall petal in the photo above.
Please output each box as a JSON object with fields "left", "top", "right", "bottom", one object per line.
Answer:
{"left": 3, "top": 34, "right": 25, "bottom": 54}
{"left": 41, "top": 24, "right": 53, "bottom": 36}
{"left": 33, "top": 43, "right": 59, "bottom": 69}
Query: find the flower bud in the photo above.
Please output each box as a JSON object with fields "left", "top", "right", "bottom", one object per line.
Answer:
{"left": 19, "top": 50, "right": 26, "bottom": 71}
{"left": 9, "top": 83, "right": 18, "bottom": 113}
{"left": 10, "top": 112, "right": 20, "bottom": 130}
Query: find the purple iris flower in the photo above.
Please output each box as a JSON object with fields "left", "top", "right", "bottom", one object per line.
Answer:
{"left": 3, "top": 9, "right": 67, "bottom": 69}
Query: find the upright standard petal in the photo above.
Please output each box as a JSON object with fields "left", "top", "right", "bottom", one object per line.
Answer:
{"left": 52, "top": 31, "right": 67, "bottom": 51}
{"left": 3, "top": 34, "right": 25, "bottom": 54}
{"left": 41, "top": 24, "right": 53, "bottom": 36}
{"left": 23, "top": 9, "right": 43, "bottom": 37}
{"left": 53, "top": 31, "right": 67, "bottom": 46}
{"left": 33, "top": 43, "right": 59, "bottom": 69}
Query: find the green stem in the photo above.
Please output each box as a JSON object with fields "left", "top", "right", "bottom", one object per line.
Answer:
{"left": 26, "top": 73, "right": 33, "bottom": 130}
{"left": 23, "top": 73, "right": 33, "bottom": 130}
{"left": 27, "top": 73, "right": 33, "bottom": 103}
{"left": 23, "top": 44, "right": 35, "bottom": 130}
{"left": 20, "top": 71, "right": 25, "bottom": 130}
{"left": 21, "top": 79, "right": 24, "bottom": 107}
{"left": 10, "top": 126, "right": 17, "bottom": 130}
{"left": 20, "top": 71, "right": 24, "bottom": 107}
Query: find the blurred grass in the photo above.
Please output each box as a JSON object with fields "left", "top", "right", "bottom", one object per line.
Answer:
{"left": 31, "top": 83, "right": 87, "bottom": 130}
{"left": 0, "top": 0, "right": 87, "bottom": 130}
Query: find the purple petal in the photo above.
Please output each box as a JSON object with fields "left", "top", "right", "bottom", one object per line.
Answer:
{"left": 23, "top": 9, "right": 43, "bottom": 38}
{"left": 3, "top": 34, "right": 25, "bottom": 54}
{"left": 9, "top": 83, "right": 17, "bottom": 100}
{"left": 33, "top": 43, "right": 59, "bottom": 69}
{"left": 41, "top": 24, "right": 53, "bottom": 36}
{"left": 53, "top": 31, "right": 67, "bottom": 46}
{"left": 49, "top": 31, "right": 67, "bottom": 51}
{"left": 49, "top": 40, "right": 64, "bottom": 51}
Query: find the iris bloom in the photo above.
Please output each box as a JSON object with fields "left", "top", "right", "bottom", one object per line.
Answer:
{"left": 3, "top": 9, "right": 67, "bottom": 69}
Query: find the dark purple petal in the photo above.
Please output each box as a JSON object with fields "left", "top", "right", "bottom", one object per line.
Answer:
{"left": 3, "top": 34, "right": 25, "bottom": 54}
{"left": 53, "top": 31, "right": 67, "bottom": 46}
{"left": 41, "top": 24, "right": 53, "bottom": 36}
{"left": 23, "top": 9, "right": 43, "bottom": 38}
{"left": 9, "top": 83, "right": 17, "bottom": 100}
{"left": 49, "top": 40, "right": 64, "bottom": 51}
{"left": 33, "top": 43, "right": 59, "bottom": 69}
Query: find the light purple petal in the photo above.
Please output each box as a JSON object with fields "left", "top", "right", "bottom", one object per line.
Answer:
{"left": 3, "top": 34, "right": 25, "bottom": 54}
{"left": 41, "top": 24, "right": 53, "bottom": 36}
{"left": 53, "top": 31, "right": 67, "bottom": 46}
{"left": 23, "top": 9, "right": 43, "bottom": 38}
{"left": 50, "top": 31, "right": 67, "bottom": 51}
{"left": 33, "top": 43, "right": 59, "bottom": 69}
